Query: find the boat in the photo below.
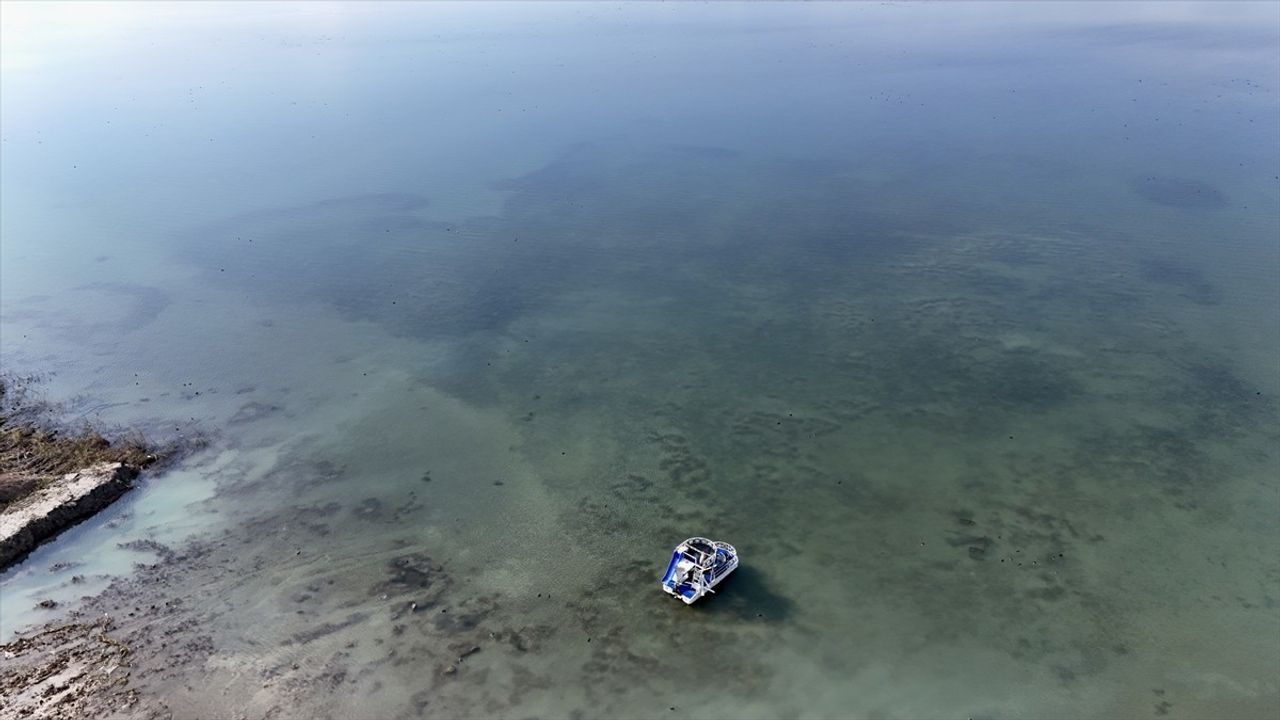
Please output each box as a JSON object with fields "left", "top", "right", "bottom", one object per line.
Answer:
{"left": 660, "top": 537, "right": 739, "bottom": 604}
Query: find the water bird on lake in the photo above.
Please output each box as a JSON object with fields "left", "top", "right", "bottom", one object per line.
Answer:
{"left": 660, "top": 537, "right": 738, "bottom": 604}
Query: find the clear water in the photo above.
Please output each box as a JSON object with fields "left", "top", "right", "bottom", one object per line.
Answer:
{"left": 2, "top": 2, "right": 1277, "bottom": 718}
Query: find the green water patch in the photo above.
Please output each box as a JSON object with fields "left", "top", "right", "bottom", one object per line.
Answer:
{"left": 168, "top": 143, "right": 1278, "bottom": 716}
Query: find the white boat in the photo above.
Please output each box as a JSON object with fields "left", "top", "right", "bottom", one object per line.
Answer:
{"left": 660, "top": 537, "right": 739, "bottom": 604}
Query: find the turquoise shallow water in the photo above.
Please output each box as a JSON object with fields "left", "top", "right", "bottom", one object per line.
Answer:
{"left": 2, "top": 2, "right": 1278, "bottom": 718}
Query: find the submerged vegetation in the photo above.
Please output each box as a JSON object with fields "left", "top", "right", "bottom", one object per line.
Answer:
{"left": 156, "top": 142, "right": 1280, "bottom": 717}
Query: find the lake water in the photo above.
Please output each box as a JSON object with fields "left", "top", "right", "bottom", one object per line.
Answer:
{"left": 2, "top": 2, "right": 1278, "bottom": 718}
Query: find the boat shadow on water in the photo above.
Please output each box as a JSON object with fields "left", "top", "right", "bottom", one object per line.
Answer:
{"left": 695, "top": 566, "right": 794, "bottom": 622}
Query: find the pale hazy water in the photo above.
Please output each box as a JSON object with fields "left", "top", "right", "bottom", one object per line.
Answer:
{"left": 1, "top": 2, "right": 1278, "bottom": 718}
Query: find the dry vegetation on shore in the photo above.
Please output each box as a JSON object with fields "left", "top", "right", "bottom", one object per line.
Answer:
{"left": 0, "top": 376, "right": 157, "bottom": 509}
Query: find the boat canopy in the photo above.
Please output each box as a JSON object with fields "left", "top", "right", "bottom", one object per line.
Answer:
{"left": 677, "top": 538, "right": 717, "bottom": 566}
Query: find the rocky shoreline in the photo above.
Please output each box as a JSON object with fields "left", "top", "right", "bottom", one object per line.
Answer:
{"left": 0, "top": 377, "right": 160, "bottom": 572}
{"left": 0, "top": 462, "right": 140, "bottom": 569}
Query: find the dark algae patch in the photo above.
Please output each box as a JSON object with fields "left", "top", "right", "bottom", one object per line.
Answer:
{"left": 1132, "top": 176, "right": 1229, "bottom": 209}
